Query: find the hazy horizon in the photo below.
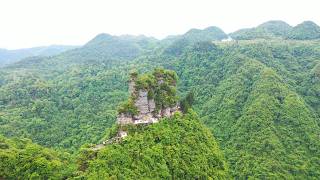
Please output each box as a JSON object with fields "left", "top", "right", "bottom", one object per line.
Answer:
{"left": 1, "top": 0, "right": 319, "bottom": 49}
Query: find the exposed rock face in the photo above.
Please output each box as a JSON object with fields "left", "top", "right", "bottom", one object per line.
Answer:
{"left": 96, "top": 69, "right": 180, "bottom": 150}
{"left": 118, "top": 131, "right": 128, "bottom": 138}
{"left": 128, "top": 80, "right": 135, "bottom": 95}
{"left": 135, "top": 90, "right": 149, "bottom": 115}
{"left": 117, "top": 70, "right": 179, "bottom": 127}
{"left": 148, "top": 99, "right": 156, "bottom": 112}
{"left": 117, "top": 113, "right": 133, "bottom": 125}
{"left": 117, "top": 88, "right": 178, "bottom": 126}
{"left": 162, "top": 107, "right": 171, "bottom": 117}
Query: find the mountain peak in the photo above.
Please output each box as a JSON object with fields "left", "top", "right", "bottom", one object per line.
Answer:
{"left": 230, "top": 20, "right": 292, "bottom": 40}
{"left": 184, "top": 26, "right": 227, "bottom": 41}
{"left": 84, "top": 33, "right": 114, "bottom": 46}
{"left": 288, "top": 21, "right": 320, "bottom": 40}
{"left": 299, "top": 20, "right": 319, "bottom": 26}
{"left": 258, "top": 20, "right": 291, "bottom": 28}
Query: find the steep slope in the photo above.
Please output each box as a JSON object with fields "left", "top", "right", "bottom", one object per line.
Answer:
{"left": 0, "top": 34, "right": 160, "bottom": 151}
{"left": 1, "top": 24, "right": 320, "bottom": 178}
{"left": 130, "top": 39, "right": 320, "bottom": 177}
{"left": 0, "top": 135, "right": 74, "bottom": 179}
{"left": 304, "top": 62, "right": 320, "bottom": 115}
{"left": 78, "top": 112, "right": 229, "bottom": 179}
{"left": 0, "top": 66, "right": 128, "bottom": 150}
{"left": 200, "top": 61, "right": 320, "bottom": 178}
{"left": 168, "top": 42, "right": 320, "bottom": 178}
{"left": 224, "top": 40, "right": 320, "bottom": 118}
{"left": 287, "top": 21, "right": 320, "bottom": 40}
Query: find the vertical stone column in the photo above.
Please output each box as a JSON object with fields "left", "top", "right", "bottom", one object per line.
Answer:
{"left": 128, "top": 80, "right": 135, "bottom": 95}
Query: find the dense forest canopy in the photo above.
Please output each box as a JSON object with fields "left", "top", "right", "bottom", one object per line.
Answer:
{"left": 0, "top": 20, "right": 320, "bottom": 178}
{"left": 77, "top": 112, "right": 228, "bottom": 179}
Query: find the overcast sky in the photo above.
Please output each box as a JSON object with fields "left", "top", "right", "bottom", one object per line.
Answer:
{"left": 0, "top": 0, "right": 319, "bottom": 49}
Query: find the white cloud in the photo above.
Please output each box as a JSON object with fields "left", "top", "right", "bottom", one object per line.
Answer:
{"left": 0, "top": 0, "right": 319, "bottom": 49}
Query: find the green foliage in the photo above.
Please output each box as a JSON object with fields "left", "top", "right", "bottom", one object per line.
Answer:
{"left": 287, "top": 21, "right": 320, "bottom": 40}
{"left": 230, "top": 28, "right": 275, "bottom": 40}
{"left": 152, "top": 68, "right": 179, "bottom": 109}
{"left": 183, "top": 26, "right": 228, "bottom": 42}
{"left": 83, "top": 33, "right": 158, "bottom": 60}
{"left": 230, "top": 20, "right": 320, "bottom": 40}
{"left": 129, "top": 69, "right": 138, "bottom": 79}
{"left": 78, "top": 112, "right": 229, "bottom": 179}
{"left": 0, "top": 23, "right": 320, "bottom": 178}
{"left": 164, "top": 26, "right": 227, "bottom": 56}
{"left": 117, "top": 68, "right": 179, "bottom": 115}
{"left": 229, "top": 21, "right": 292, "bottom": 40}
{"left": 130, "top": 68, "right": 179, "bottom": 111}
{"left": 135, "top": 73, "right": 156, "bottom": 90}
{"left": 257, "top": 20, "right": 293, "bottom": 36}
{"left": 180, "top": 90, "right": 195, "bottom": 113}
{"left": 117, "top": 98, "right": 138, "bottom": 116}
{"left": 0, "top": 135, "right": 75, "bottom": 179}
{"left": 171, "top": 40, "right": 320, "bottom": 178}
{"left": 0, "top": 65, "right": 125, "bottom": 151}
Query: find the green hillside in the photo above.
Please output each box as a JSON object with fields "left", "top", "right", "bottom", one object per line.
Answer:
{"left": 287, "top": 21, "right": 320, "bottom": 40}
{"left": 1, "top": 20, "right": 320, "bottom": 178}
{"left": 78, "top": 112, "right": 228, "bottom": 179}
{"left": 258, "top": 20, "right": 292, "bottom": 36}
{"left": 229, "top": 20, "right": 292, "bottom": 40}
{"left": 163, "top": 26, "right": 227, "bottom": 56}
{"left": 230, "top": 20, "right": 320, "bottom": 40}
{"left": 0, "top": 135, "right": 74, "bottom": 179}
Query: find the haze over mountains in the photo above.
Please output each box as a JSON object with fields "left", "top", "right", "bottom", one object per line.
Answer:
{"left": 1, "top": 20, "right": 320, "bottom": 179}
{"left": 2, "top": 20, "right": 319, "bottom": 67}
{"left": 230, "top": 20, "right": 320, "bottom": 40}
{"left": 0, "top": 45, "right": 78, "bottom": 67}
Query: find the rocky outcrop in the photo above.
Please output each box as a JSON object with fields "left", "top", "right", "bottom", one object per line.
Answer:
{"left": 117, "top": 80, "right": 179, "bottom": 126}
{"left": 134, "top": 90, "right": 150, "bottom": 115}
{"left": 117, "top": 113, "right": 133, "bottom": 125}
{"left": 128, "top": 80, "right": 135, "bottom": 95}
{"left": 93, "top": 69, "right": 179, "bottom": 151}
{"left": 148, "top": 99, "right": 156, "bottom": 112}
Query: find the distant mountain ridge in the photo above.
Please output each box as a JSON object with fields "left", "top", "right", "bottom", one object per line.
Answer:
{"left": 288, "top": 21, "right": 320, "bottom": 40}
{"left": 163, "top": 26, "right": 227, "bottom": 56}
{"left": 0, "top": 45, "right": 78, "bottom": 67}
{"left": 83, "top": 33, "right": 158, "bottom": 59}
{"left": 0, "top": 19, "right": 320, "bottom": 179}
{"left": 230, "top": 20, "right": 320, "bottom": 40}
{"left": 2, "top": 20, "right": 319, "bottom": 68}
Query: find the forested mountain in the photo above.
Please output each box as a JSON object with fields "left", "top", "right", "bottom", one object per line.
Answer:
{"left": 1, "top": 20, "right": 320, "bottom": 178}
{"left": 163, "top": 26, "right": 227, "bottom": 56}
{"left": 257, "top": 21, "right": 293, "bottom": 36}
{"left": 0, "top": 135, "right": 74, "bottom": 179}
{"left": 230, "top": 20, "right": 320, "bottom": 40}
{"left": 78, "top": 112, "right": 228, "bottom": 179}
{"left": 288, "top": 21, "right": 320, "bottom": 40}
{"left": 230, "top": 20, "right": 292, "bottom": 40}
{"left": 0, "top": 45, "right": 77, "bottom": 67}
{"left": 171, "top": 40, "right": 320, "bottom": 178}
